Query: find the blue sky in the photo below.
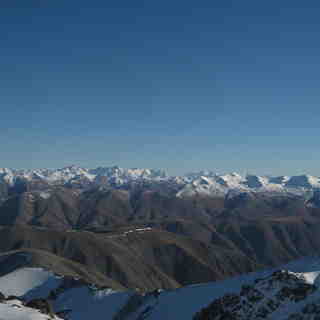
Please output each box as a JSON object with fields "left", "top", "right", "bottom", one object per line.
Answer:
{"left": 1, "top": 0, "right": 320, "bottom": 175}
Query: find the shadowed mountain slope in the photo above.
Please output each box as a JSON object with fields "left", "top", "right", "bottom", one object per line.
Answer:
{"left": 0, "top": 226, "right": 259, "bottom": 291}
{"left": 0, "top": 249, "right": 124, "bottom": 290}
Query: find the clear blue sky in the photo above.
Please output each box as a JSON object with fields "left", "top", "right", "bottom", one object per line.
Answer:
{"left": 1, "top": 0, "right": 320, "bottom": 175}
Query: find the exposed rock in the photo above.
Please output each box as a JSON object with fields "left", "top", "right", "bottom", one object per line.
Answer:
{"left": 193, "top": 270, "right": 318, "bottom": 320}
{"left": 25, "top": 298, "right": 54, "bottom": 317}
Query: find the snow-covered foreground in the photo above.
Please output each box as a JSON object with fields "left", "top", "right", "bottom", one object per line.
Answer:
{"left": 0, "top": 268, "right": 63, "bottom": 302}
{"left": 114, "top": 257, "right": 320, "bottom": 320}
{"left": 54, "top": 287, "right": 131, "bottom": 320}
{"left": 0, "top": 267, "right": 131, "bottom": 320}
{"left": 0, "top": 299, "right": 60, "bottom": 320}
{"left": 0, "top": 257, "right": 320, "bottom": 319}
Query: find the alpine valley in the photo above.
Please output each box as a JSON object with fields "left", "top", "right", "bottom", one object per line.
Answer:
{"left": 1, "top": 166, "right": 320, "bottom": 319}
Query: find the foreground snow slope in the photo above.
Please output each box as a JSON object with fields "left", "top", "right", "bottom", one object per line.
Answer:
{"left": 51, "top": 256, "right": 320, "bottom": 320}
{"left": 124, "top": 257, "right": 320, "bottom": 320}
{"left": 54, "top": 287, "right": 131, "bottom": 320}
{"left": 0, "top": 268, "right": 62, "bottom": 301}
{"left": 0, "top": 257, "right": 320, "bottom": 319}
{"left": 0, "top": 300, "right": 61, "bottom": 320}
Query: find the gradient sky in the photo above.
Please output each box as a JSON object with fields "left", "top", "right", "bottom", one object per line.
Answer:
{"left": 1, "top": 0, "right": 320, "bottom": 175}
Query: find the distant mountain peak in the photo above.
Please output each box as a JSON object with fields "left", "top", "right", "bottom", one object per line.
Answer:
{"left": 1, "top": 166, "right": 320, "bottom": 198}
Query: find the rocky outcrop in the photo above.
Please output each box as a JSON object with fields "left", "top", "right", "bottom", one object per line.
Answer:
{"left": 26, "top": 298, "right": 54, "bottom": 317}
{"left": 194, "top": 270, "right": 318, "bottom": 320}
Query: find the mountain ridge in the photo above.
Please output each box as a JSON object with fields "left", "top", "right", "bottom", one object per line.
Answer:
{"left": 1, "top": 166, "right": 320, "bottom": 198}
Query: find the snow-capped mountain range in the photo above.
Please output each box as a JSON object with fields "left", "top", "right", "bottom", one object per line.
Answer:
{"left": 1, "top": 165, "right": 320, "bottom": 197}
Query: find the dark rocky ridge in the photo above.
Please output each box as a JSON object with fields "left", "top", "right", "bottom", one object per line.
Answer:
{"left": 193, "top": 270, "right": 319, "bottom": 320}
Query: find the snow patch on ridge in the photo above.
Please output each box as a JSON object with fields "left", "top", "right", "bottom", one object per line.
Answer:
{"left": 0, "top": 268, "right": 63, "bottom": 301}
